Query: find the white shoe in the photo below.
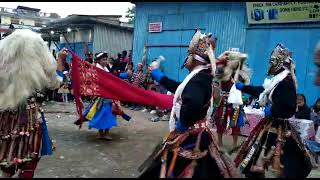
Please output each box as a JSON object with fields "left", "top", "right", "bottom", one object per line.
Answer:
{"left": 161, "top": 115, "right": 169, "bottom": 121}
{"left": 141, "top": 108, "right": 148, "bottom": 113}
{"left": 150, "top": 116, "right": 160, "bottom": 122}
{"left": 150, "top": 110, "right": 157, "bottom": 114}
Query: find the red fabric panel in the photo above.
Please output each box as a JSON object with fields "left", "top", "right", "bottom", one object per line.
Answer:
{"left": 70, "top": 52, "right": 173, "bottom": 127}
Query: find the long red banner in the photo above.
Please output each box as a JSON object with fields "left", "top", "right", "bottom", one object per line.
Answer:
{"left": 70, "top": 52, "right": 174, "bottom": 127}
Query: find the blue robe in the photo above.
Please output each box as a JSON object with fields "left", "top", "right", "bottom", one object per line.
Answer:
{"left": 85, "top": 98, "right": 117, "bottom": 130}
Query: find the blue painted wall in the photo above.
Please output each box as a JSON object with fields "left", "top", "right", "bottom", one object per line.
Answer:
{"left": 60, "top": 42, "right": 93, "bottom": 63}
{"left": 133, "top": 2, "right": 247, "bottom": 81}
{"left": 133, "top": 2, "right": 320, "bottom": 106}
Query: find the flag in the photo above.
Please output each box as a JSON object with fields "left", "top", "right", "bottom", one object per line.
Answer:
{"left": 70, "top": 52, "right": 173, "bottom": 128}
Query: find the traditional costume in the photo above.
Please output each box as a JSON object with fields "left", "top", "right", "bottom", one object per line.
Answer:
{"left": 234, "top": 43, "right": 312, "bottom": 178}
{"left": 212, "top": 50, "right": 251, "bottom": 148}
{"left": 79, "top": 52, "right": 118, "bottom": 140}
{"left": 138, "top": 30, "right": 240, "bottom": 178}
{"left": 0, "top": 29, "right": 60, "bottom": 177}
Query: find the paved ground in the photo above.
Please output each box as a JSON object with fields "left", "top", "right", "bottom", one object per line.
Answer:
{"left": 33, "top": 102, "right": 320, "bottom": 178}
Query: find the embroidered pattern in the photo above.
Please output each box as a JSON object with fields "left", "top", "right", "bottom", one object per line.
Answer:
{"left": 78, "top": 62, "right": 99, "bottom": 96}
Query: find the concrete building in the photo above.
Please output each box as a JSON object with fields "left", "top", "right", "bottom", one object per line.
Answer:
{"left": 132, "top": 2, "right": 320, "bottom": 105}
{"left": 0, "top": 6, "right": 60, "bottom": 36}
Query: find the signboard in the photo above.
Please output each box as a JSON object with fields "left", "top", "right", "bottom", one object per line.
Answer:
{"left": 246, "top": 2, "right": 320, "bottom": 24}
{"left": 149, "top": 22, "right": 162, "bottom": 33}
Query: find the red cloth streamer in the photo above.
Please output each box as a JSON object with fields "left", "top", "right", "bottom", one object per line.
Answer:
{"left": 70, "top": 52, "right": 173, "bottom": 127}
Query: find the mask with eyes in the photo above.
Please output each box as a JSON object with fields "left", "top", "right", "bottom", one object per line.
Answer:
{"left": 268, "top": 44, "right": 290, "bottom": 76}
{"left": 215, "top": 50, "right": 251, "bottom": 85}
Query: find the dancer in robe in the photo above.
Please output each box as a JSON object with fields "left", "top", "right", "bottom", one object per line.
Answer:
{"left": 234, "top": 43, "right": 312, "bottom": 178}
{"left": 0, "top": 29, "right": 62, "bottom": 178}
{"left": 138, "top": 29, "right": 240, "bottom": 178}
{"left": 212, "top": 49, "right": 251, "bottom": 150}
{"left": 80, "top": 52, "right": 118, "bottom": 140}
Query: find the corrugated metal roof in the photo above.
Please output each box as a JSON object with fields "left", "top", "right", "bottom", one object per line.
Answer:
{"left": 93, "top": 24, "right": 133, "bottom": 56}
{"left": 46, "top": 15, "right": 133, "bottom": 31}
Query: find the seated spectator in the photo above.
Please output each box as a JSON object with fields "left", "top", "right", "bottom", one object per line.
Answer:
{"left": 130, "top": 63, "right": 145, "bottom": 111}
{"left": 120, "top": 62, "right": 133, "bottom": 108}
{"left": 295, "top": 93, "right": 311, "bottom": 119}
{"left": 141, "top": 67, "right": 157, "bottom": 113}
{"left": 311, "top": 98, "right": 320, "bottom": 132}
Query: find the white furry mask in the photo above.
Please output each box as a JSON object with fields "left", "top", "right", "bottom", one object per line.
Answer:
{"left": 217, "top": 50, "right": 251, "bottom": 84}
{"left": 0, "top": 29, "right": 60, "bottom": 110}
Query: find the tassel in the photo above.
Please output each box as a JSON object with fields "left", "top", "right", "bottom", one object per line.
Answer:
{"left": 85, "top": 98, "right": 100, "bottom": 121}
{"left": 289, "top": 59, "right": 298, "bottom": 89}
{"left": 40, "top": 111, "right": 53, "bottom": 156}
{"left": 82, "top": 100, "right": 95, "bottom": 117}
{"left": 167, "top": 148, "right": 179, "bottom": 177}
{"left": 159, "top": 149, "right": 168, "bottom": 178}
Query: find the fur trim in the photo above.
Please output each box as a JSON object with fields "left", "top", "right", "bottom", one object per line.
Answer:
{"left": 289, "top": 58, "right": 298, "bottom": 89}
{"left": 206, "top": 40, "right": 216, "bottom": 76}
{"left": 217, "top": 51, "right": 251, "bottom": 84}
{"left": 239, "top": 64, "right": 252, "bottom": 85}
{"left": 0, "top": 29, "right": 60, "bottom": 110}
{"left": 189, "top": 30, "right": 201, "bottom": 51}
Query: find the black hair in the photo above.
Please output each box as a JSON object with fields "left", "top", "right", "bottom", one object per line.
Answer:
{"left": 313, "top": 98, "right": 320, "bottom": 113}
{"left": 297, "top": 93, "right": 307, "bottom": 104}
{"left": 122, "top": 50, "right": 127, "bottom": 57}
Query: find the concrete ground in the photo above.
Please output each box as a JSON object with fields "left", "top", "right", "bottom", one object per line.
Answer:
{"left": 34, "top": 102, "right": 320, "bottom": 178}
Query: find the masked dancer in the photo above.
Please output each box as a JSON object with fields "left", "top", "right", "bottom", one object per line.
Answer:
{"left": 138, "top": 29, "right": 239, "bottom": 178}
{"left": 234, "top": 43, "right": 312, "bottom": 178}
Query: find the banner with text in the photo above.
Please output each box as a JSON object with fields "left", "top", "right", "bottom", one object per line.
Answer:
{"left": 246, "top": 2, "right": 320, "bottom": 24}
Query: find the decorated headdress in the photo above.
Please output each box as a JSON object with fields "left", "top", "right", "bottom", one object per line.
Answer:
{"left": 0, "top": 29, "right": 60, "bottom": 110}
{"left": 182, "top": 29, "right": 217, "bottom": 75}
{"left": 268, "top": 43, "right": 297, "bottom": 87}
{"left": 268, "top": 44, "right": 290, "bottom": 74}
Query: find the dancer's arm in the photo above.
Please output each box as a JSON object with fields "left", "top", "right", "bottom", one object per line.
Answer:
{"left": 236, "top": 82, "right": 264, "bottom": 98}
{"left": 151, "top": 69, "right": 180, "bottom": 93}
